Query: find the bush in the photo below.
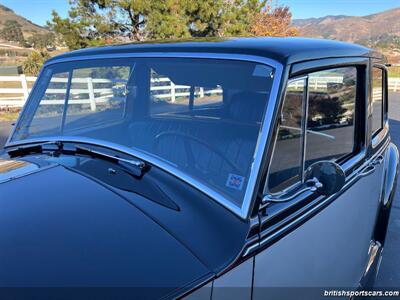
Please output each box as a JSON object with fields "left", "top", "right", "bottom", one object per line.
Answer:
{"left": 26, "top": 33, "right": 56, "bottom": 50}
{"left": 22, "top": 51, "right": 50, "bottom": 76}
{"left": 0, "top": 20, "right": 25, "bottom": 45}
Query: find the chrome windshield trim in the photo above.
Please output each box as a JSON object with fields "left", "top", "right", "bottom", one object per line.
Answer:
{"left": 6, "top": 52, "right": 284, "bottom": 220}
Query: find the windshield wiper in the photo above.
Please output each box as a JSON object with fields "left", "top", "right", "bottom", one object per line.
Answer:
{"left": 7, "top": 141, "right": 149, "bottom": 177}
{"left": 74, "top": 145, "right": 148, "bottom": 177}
{"left": 7, "top": 141, "right": 63, "bottom": 158}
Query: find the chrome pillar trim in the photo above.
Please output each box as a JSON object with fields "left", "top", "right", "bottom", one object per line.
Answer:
{"left": 60, "top": 71, "right": 73, "bottom": 134}
{"left": 242, "top": 241, "right": 260, "bottom": 257}
{"left": 372, "top": 122, "right": 389, "bottom": 149}
{"left": 262, "top": 76, "right": 307, "bottom": 197}
{"left": 5, "top": 52, "right": 284, "bottom": 220}
{"left": 301, "top": 76, "right": 310, "bottom": 182}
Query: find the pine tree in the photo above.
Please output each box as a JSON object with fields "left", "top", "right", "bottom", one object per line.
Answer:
{"left": 48, "top": 0, "right": 298, "bottom": 50}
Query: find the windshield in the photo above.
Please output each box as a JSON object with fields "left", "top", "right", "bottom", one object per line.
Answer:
{"left": 10, "top": 57, "right": 275, "bottom": 212}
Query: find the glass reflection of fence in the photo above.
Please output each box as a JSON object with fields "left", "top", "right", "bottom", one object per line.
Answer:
{"left": 0, "top": 75, "right": 223, "bottom": 108}
{"left": 0, "top": 75, "right": 399, "bottom": 108}
{"left": 289, "top": 76, "right": 344, "bottom": 91}
{"left": 150, "top": 77, "right": 222, "bottom": 103}
{"left": 289, "top": 76, "right": 392, "bottom": 102}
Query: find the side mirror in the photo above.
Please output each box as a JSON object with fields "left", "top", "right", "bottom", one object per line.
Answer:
{"left": 304, "top": 160, "right": 346, "bottom": 196}
{"left": 262, "top": 160, "right": 345, "bottom": 205}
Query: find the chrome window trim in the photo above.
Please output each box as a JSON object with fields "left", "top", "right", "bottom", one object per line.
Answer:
{"left": 263, "top": 76, "right": 307, "bottom": 197}
{"left": 372, "top": 122, "right": 389, "bottom": 149}
{"left": 5, "top": 52, "right": 284, "bottom": 220}
{"left": 301, "top": 76, "right": 310, "bottom": 183}
{"left": 371, "top": 64, "right": 388, "bottom": 149}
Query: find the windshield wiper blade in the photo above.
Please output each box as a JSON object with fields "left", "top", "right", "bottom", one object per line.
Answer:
{"left": 7, "top": 141, "right": 63, "bottom": 158}
{"left": 7, "top": 142, "right": 148, "bottom": 177}
{"left": 74, "top": 145, "right": 148, "bottom": 177}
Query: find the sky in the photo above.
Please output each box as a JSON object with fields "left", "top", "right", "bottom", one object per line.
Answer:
{"left": 0, "top": 0, "right": 399, "bottom": 26}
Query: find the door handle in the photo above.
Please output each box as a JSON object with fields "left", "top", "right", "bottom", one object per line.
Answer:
{"left": 357, "top": 155, "right": 384, "bottom": 178}
{"left": 372, "top": 155, "right": 384, "bottom": 166}
{"left": 358, "top": 165, "right": 375, "bottom": 177}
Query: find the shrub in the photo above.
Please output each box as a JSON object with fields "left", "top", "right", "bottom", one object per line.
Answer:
{"left": 22, "top": 51, "right": 50, "bottom": 76}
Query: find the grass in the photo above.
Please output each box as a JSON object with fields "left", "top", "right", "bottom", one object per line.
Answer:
{"left": 0, "top": 110, "right": 19, "bottom": 121}
{"left": 388, "top": 67, "right": 400, "bottom": 78}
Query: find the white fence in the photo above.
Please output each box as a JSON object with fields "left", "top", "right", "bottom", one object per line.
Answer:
{"left": 390, "top": 77, "right": 400, "bottom": 92}
{"left": 0, "top": 75, "right": 399, "bottom": 108}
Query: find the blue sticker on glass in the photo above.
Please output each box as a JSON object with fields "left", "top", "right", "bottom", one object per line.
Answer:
{"left": 226, "top": 173, "right": 245, "bottom": 191}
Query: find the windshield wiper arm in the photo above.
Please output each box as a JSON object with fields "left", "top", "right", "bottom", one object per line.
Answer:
{"left": 7, "top": 141, "right": 63, "bottom": 158}
{"left": 7, "top": 142, "right": 149, "bottom": 177}
{"left": 74, "top": 145, "right": 148, "bottom": 177}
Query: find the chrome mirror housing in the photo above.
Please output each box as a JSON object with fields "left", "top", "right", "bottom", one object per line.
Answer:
{"left": 304, "top": 160, "right": 346, "bottom": 196}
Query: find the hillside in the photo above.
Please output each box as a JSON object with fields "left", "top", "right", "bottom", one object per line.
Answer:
{"left": 0, "top": 4, "right": 49, "bottom": 38}
{"left": 292, "top": 7, "right": 400, "bottom": 48}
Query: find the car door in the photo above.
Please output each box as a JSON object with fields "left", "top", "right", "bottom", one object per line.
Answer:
{"left": 252, "top": 59, "right": 387, "bottom": 299}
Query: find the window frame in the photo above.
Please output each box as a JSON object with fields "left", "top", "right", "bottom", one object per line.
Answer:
{"left": 371, "top": 64, "right": 389, "bottom": 149}
{"left": 371, "top": 66, "right": 384, "bottom": 136}
{"left": 265, "top": 76, "right": 308, "bottom": 196}
{"left": 264, "top": 62, "right": 367, "bottom": 197}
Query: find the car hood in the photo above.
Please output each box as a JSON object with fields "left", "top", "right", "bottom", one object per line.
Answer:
{"left": 0, "top": 157, "right": 211, "bottom": 299}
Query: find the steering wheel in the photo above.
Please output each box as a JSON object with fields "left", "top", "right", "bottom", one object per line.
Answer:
{"left": 153, "top": 131, "right": 241, "bottom": 175}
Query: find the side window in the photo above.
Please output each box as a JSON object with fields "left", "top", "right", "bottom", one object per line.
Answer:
{"left": 267, "top": 66, "right": 360, "bottom": 194}
{"left": 268, "top": 79, "right": 305, "bottom": 193}
{"left": 305, "top": 67, "right": 357, "bottom": 169}
{"left": 372, "top": 67, "right": 384, "bottom": 135}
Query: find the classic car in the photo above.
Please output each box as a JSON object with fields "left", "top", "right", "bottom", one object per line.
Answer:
{"left": 0, "top": 37, "right": 398, "bottom": 299}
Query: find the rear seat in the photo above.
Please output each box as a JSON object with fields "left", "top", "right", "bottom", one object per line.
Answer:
{"left": 128, "top": 92, "right": 267, "bottom": 187}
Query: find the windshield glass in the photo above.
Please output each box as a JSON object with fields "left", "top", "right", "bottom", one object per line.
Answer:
{"left": 11, "top": 57, "right": 275, "bottom": 210}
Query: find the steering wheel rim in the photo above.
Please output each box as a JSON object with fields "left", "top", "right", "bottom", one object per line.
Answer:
{"left": 153, "top": 131, "right": 241, "bottom": 174}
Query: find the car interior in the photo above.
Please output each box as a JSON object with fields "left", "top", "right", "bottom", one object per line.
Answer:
{"left": 97, "top": 61, "right": 271, "bottom": 200}
{"left": 17, "top": 58, "right": 275, "bottom": 203}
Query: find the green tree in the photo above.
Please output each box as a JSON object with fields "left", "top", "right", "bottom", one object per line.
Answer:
{"left": 145, "top": 0, "right": 190, "bottom": 39}
{"left": 221, "top": 0, "right": 267, "bottom": 36}
{"left": 49, "top": 0, "right": 296, "bottom": 50}
{"left": 48, "top": 0, "right": 152, "bottom": 49}
{"left": 0, "top": 20, "right": 25, "bottom": 45}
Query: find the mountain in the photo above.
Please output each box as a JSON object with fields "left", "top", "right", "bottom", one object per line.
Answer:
{"left": 0, "top": 4, "right": 49, "bottom": 38}
{"left": 292, "top": 8, "right": 400, "bottom": 48}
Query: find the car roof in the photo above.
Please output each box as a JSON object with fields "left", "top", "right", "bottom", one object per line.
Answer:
{"left": 48, "top": 37, "right": 383, "bottom": 66}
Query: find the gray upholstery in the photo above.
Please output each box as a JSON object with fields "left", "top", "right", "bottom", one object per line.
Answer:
{"left": 228, "top": 91, "right": 267, "bottom": 123}
{"left": 128, "top": 92, "right": 267, "bottom": 189}
{"left": 129, "top": 119, "right": 258, "bottom": 176}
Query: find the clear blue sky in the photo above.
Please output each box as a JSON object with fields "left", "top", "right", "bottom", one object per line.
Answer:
{"left": 0, "top": 0, "right": 399, "bottom": 26}
{"left": 281, "top": 0, "right": 400, "bottom": 19}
